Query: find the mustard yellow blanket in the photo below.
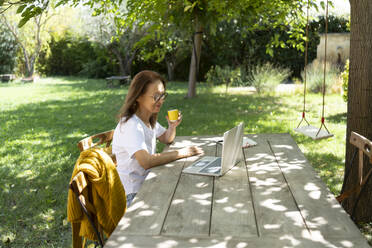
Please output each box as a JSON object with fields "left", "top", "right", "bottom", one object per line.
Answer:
{"left": 67, "top": 148, "right": 126, "bottom": 244}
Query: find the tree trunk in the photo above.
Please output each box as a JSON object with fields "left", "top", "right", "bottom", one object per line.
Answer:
{"left": 111, "top": 46, "right": 137, "bottom": 78}
{"left": 165, "top": 55, "right": 176, "bottom": 81}
{"left": 186, "top": 17, "right": 203, "bottom": 98}
{"left": 124, "top": 49, "right": 137, "bottom": 76}
{"left": 343, "top": 0, "right": 372, "bottom": 222}
{"left": 22, "top": 47, "right": 32, "bottom": 76}
{"left": 26, "top": 16, "right": 43, "bottom": 78}
{"left": 111, "top": 47, "right": 126, "bottom": 76}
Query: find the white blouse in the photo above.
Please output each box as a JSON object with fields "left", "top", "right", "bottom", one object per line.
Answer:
{"left": 112, "top": 114, "right": 166, "bottom": 195}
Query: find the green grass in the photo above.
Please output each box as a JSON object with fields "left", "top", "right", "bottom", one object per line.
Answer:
{"left": 0, "top": 77, "right": 370, "bottom": 247}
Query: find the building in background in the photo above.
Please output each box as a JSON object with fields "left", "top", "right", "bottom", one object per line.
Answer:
{"left": 317, "top": 33, "right": 349, "bottom": 69}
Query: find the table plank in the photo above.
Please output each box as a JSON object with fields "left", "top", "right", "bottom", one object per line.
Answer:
{"left": 111, "top": 160, "right": 185, "bottom": 236}
{"left": 211, "top": 160, "right": 258, "bottom": 237}
{"left": 161, "top": 172, "right": 213, "bottom": 236}
{"left": 160, "top": 136, "right": 218, "bottom": 236}
{"left": 105, "top": 234, "right": 370, "bottom": 248}
{"left": 268, "top": 133, "right": 369, "bottom": 245}
{"left": 244, "top": 134, "right": 309, "bottom": 237}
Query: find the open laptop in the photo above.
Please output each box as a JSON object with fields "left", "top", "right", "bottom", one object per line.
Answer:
{"left": 182, "top": 122, "right": 244, "bottom": 177}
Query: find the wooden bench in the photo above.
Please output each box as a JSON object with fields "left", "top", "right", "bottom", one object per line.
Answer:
{"left": 105, "top": 76, "right": 130, "bottom": 87}
{"left": 0, "top": 74, "right": 16, "bottom": 83}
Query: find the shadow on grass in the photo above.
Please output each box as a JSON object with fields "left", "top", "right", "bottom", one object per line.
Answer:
{"left": 162, "top": 92, "right": 291, "bottom": 136}
{"left": 304, "top": 152, "right": 344, "bottom": 194}
{"left": 327, "top": 112, "right": 347, "bottom": 124}
{"left": 0, "top": 79, "right": 128, "bottom": 246}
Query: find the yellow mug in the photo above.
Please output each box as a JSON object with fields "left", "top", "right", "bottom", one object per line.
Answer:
{"left": 168, "top": 109, "right": 179, "bottom": 122}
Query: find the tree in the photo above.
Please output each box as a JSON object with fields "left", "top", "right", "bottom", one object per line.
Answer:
{"left": 1, "top": 13, "right": 42, "bottom": 77}
{"left": 137, "top": 24, "right": 189, "bottom": 81}
{"left": 342, "top": 0, "right": 372, "bottom": 222}
{"left": 82, "top": 8, "right": 144, "bottom": 77}
{"left": 0, "top": 5, "right": 53, "bottom": 78}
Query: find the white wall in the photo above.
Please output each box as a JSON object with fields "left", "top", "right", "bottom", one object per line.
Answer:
{"left": 316, "top": 33, "right": 350, "bottom": 65}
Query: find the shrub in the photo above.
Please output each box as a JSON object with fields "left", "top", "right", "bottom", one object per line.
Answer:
{"left": 341, "top": 59, "right": 349, "bottom": 102}
{"left": 250, "top": 63, "right": 290, "bottom": 94}
{"left": 0, "top": 24, "right": 18, "bottom": 74}
{"left": 38, "top": 32, "right": 115, "bottom": 78}
{"left": 302, "top": 60, "right": 339, "bottom": 94}
{"left": 205, "top": 65, "right": 241, "bottom": 92}
{"left": 46, "top": 34, "right": 96, "bottom": 76}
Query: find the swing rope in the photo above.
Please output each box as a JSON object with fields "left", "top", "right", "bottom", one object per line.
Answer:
{"left": 294, "top": 0, "right": 333, "bottom": 140}
{"left": 296, "top": 0, "right": 311, "bottom": 128}
{"left": 316, "top": 0, "right": 331, "bottom": 137}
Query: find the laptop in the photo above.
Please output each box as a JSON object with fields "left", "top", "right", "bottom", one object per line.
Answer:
{"left": 182, "top": 122, "right": 244, "bottom": 177}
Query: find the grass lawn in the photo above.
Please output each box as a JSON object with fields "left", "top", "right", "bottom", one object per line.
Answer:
{"left": 0, "top": 77, "right": 370, "bottom": 247}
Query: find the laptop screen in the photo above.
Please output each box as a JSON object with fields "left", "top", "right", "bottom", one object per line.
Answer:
{"left": 220, "top": 122, "right": 244, "bottom": 175}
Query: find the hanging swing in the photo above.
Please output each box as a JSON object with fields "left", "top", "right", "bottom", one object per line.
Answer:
{"left": 294, "top": 0, "right": 333, "bottom": 140}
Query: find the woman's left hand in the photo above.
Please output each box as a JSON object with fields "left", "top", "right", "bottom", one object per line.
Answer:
{"left": 166, "top": 111, "right": 182, "bottom": 128}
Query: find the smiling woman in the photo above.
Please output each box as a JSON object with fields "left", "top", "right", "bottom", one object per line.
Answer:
{"left": 112, "top": 70, "right": 203, "bottom": 207}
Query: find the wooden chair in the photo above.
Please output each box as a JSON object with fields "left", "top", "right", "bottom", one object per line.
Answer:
{"left": 77, "top": 130, "right": 116, "bottom": 165}
{"left": 70, "top": 171, "right": 104, "bottom": 247}
{"left": 337, "top": 131, "right": 372, "bottom": 219}
{"left": 72, "top": 130, "right": 116, "bottom": 247}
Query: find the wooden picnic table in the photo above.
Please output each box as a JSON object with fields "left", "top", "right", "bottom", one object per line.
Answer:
{"left": 105, "top": 133, "right": 369, "bottom": 248}
{"left": 106, "top": 76, "right": 130, "bottom": 87}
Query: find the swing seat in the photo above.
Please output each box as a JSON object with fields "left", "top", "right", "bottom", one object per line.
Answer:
{"left": 294, "top": 125, "right": 333, "bottom": 140}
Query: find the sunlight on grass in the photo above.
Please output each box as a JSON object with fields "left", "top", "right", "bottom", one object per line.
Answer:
{"left": 1, "top": 77, "right": 369, "bottom": 247}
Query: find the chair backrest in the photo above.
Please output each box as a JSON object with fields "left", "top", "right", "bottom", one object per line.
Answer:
{"left": 77, "top": 130, "right": 114, "bottom": 151}
{"left": 70, "top": 171, "right": 104, "bottom": 247}
{"left": 336, "top": 132, "right": 372, "bottom": 219}
{"left": 350, "top": 131, "right": 372, "bottom": 185}
{"left": 77, "top": 130, "right": 116, "bottom": 165}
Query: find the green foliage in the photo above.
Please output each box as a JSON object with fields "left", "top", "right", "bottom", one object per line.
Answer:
{"left": 302, "top": 60, "right": 339, "bottom": 93}
{"left": 137, "top": 24, "right": 189, "bottom": 63}
{"left": 38, "top": 32, "right": 114, "bottom": 77}
{"left": 118, "top": 0, "right": 315, "bottom": 87}
{"left": 78, "top": 42, "right": 115, "bottom": 78}
{"left": 250, "top": 63, "right": 290, "bottom": 94}
{"left": 341, "top": 59, "right": 349, "bottom": 102}
{"left": 202, "top": 16, "right": 320, "bottom": 81}
{"left": 315, "top": 15, "right": 350, "bottom": 33}
{"left": 2, "top": 0, "right": 326, "bottom": 83}
{"left": 15, "top": 3, "right": 45, "bottom": 27}
{"left": 0, "top": 23, "right": 18, "bottom": 74}
{"left": 2, "top": 0, "right": 346, "bottom": 84}
{"left": 0, "top": 5, "right": 57, "bottom": 77}
{"left": 205, "top": 65, "right": 241, "bottom": 92}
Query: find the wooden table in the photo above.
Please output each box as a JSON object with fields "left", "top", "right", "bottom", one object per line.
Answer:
{"left": 106, "top": 76, "right": 130, "bottom": 87}
{"left": 105, "top": 134, "right": 369, "bottom": 248}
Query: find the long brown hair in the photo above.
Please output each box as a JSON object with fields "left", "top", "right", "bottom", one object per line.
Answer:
{"left": 117, "top": 70, "right": 166, "bottom": 128}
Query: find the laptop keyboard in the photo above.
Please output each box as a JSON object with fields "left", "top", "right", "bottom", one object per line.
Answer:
{"left": 199, "top": 157, "right": 222, "bottom": 174}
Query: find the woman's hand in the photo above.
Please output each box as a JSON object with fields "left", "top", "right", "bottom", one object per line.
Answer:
{"left": 166, "top": 111, "right": 182, "bottom": 129}
{"left": 134, "top": 146, "right": 204, "bottom": 170}
{"left": 178, "top": 146, "right": 204, "bottom": 158}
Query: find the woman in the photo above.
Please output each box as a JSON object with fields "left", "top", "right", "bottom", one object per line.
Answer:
{"left": 112, "top": 70, "right": 203, "bottom": 206}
